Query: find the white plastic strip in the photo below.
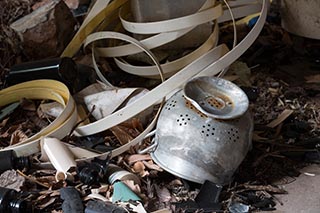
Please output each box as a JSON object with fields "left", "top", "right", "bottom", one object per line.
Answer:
{"left": 95, "top": 1, "right": 263, "bottom": 79}
{"left": 0, "top": 80, "right": 78, "bottom": 157}
{"left": 75, "top": 0, "right": 268, "bottom": 138}
{"left": 94, "top": 28, "right": 194, "bottom": 57}
{"left": 218, "top": 3, "right": 262, "bottom": 23}
{"left": 42, "top": 137, "right": 77, "bottom": 181}
{"left": 87, "top": 0, "right": 217, "bottom": 58}
{"left": 92, "top": 23, "right": 219, "bottom": 78}
{"left": 36, "top": 0, "right": 269, "bottom": 165}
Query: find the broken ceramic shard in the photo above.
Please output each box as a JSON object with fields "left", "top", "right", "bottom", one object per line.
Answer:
{"left": 75, "top": 82, "right": 152, "bottom": 124}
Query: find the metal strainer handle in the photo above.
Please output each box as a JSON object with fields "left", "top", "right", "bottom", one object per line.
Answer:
{"left": 137, "top": 130, "right": 158, "bottom": 154}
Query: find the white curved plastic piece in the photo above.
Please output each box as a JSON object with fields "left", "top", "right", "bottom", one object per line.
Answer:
{"left": 92, "top": 0, "right": 217, "bottom": 57}
{"left": 0, "top": 80, "right": 78, "bottom": 157}
{"left": 89, "top": 1, "right": 263, "bottom": 79}
{"left": 37, "top": 0, "right": 269, "bottom": 165}
{"left": 75, "top": 0, "right": 268, "bottom": 138}
{"left": 41, "top": 137, "right": 77, "bottom": 181}
{"left": 112, "top": 23, "right": 219, "bottom": 77}
{"left": 82, "top": 88, "right": 142, "bottom": 120}
{"left": 85, "top": 31, "right": 164, "bottom": 86}
{"left": 218, "top": 3, "right": 262, "bottom": 23}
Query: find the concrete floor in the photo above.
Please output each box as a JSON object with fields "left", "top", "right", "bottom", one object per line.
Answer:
{"left": 263, "top": 164, "right": 320, "bottom": 213}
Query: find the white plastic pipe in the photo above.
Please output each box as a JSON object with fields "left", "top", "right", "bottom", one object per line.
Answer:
{"left": 41, "top": 137, "right": 77, "bottom": 181}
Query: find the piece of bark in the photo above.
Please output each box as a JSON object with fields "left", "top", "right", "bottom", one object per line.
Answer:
{"left": 22, "top": 0, "right": 76, "bottom": 59}
{"left": 10, "top": 0, "right": 59, "bottom": 33}
{"left": 22, "top": 19, "right": 58, "bottom": 59}
{"left": 305, "top": 74, "right": 320, "bottom": 83}
{"left": 267, "top": 109, "right": 294, "bottom": 128}
{"left": 64, "top": 0, "right": 80, "bottom": 9}
{"left": 0, "top": 170, "right": 25, "bottom": 191}
{"left": 54, "top": 0, "right": 77, "bottom": 54}
{"left": 32, "top": 0, "right": 53, "bottom": 11}
{"left": 127, "top": 154, "right": 152, "bottom": 165}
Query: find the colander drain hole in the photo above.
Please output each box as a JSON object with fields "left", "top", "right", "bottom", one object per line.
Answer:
{"left": 227, "top": 129, "right": 240, "bottom": 142}
{"left": 164, "top": 99, "right": 177, "bottom": 111}
{"left": 185, "top": 100, "right": 208, "bottom": 118}
{"left": 201, "top": 124, "right": 216, "bottom": 137}
{"left": 176, "top": 114, "right": 191, "bottom": 126}
{"left": 205, "top": 97, "right": 225, "bottom": 109}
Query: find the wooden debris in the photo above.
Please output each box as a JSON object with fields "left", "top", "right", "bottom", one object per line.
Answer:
{"left": 64, "top": 0, "right": 80, "bottom": 9}
{"left": 0, "top": 170, "right": 25, "bottom": 191}
{"left": 305, "top": 74, "right": 320, "bottom": 83}
{"left": 127, "top": 154, "right": 153, "bottom": 165}
{"left": 1, "top": 1, "right": 320, "bottom": 212}
{"left": 242, "top": 184, "right": 287, "bottom": 194}
{"left": 16, "top": 170, "right": 50, "bottom": 189}
{"left": 10, "top": 0, "right": 59, "bottom": 33}
{"left": 22, "top": 19, "right": 58, "bottom": 59}
{"left": 267, "top": 109, "right": 294, "bottom": 128}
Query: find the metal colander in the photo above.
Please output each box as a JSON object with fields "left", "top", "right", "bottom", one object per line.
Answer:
{"left": 150, "top": 77, "right": 253, "bottom": 184}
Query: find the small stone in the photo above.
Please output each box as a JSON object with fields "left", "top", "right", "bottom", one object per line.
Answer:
{"left": 270, "top": 82, "right": 280, "bottom": 88}
{"left": 0, "top": 170, "right": 25, "bottom": 191}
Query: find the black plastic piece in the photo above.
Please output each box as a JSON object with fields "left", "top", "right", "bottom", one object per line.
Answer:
{"left": 0, "top": 150, "right": 30, "bottom": 174}
{"left": 305, "top": 151, "right": 320, "bottom": 163}
{"left": 78, "top": 156, "right": 111, "bottom": 185}
{"left": 0, "top": 187, "right": 30, "bottom": 213}
{"left": 60, "top": 187, "right": 83, "bottom": 213}
{"left": 173, "top": 180, "right": 222, "bottom": 212}
{"left": 240, "top": 86, "right": 259, "bottom": 102}
{"left": 195, "top": 180, "right": 222, "bottom": 210}
{"left": 75, "top": 135, "right": 115, "bottom": 153}
{"left": 4, "top": 58, "right": 96, "bottom": 93}
{"left": 85, "top": 200, "right": 127, "bottom": 213}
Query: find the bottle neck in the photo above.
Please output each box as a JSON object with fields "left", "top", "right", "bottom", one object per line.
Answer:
{"left": 9, "top": 198, "right": 29, "bottom": 213}
{"left": 13, "top": 156, "right": 30, "bottom": 171}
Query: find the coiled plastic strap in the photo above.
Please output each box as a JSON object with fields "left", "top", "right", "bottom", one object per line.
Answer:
{"left": 119, "top": 3, "right": 222, "bottom": 34}
{"left": 37, "top": 0, "right": 268, "bottom": 162}
{"left": 88, "top": 1, "right": 262, "bottom": 78}
{"left": 87, "top": 23, "right": 219, "bottom": 78}
{"left": 0, "top": 80, "right": 78, "bottom": 157}
{"left": 62, "top": 0, "right": 261, "bottom": 58}
{"left": 61, "top": 0, "right": 127, "bottom": 58}
{"left": 92, "top": 0, "right": 218, "bottom": 58}
{"left": 76, "top": 0, "right": 268, "bottom": 133}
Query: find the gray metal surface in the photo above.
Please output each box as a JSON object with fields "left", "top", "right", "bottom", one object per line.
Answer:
{"left": 183, "top": 77, "right": 249, "bottom": 119}
{"left": 152, "top": 88, "right": 253, "bottom": 184}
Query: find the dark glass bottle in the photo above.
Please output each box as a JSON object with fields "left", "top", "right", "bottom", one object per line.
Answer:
{"left": 0, "top": 187, "right": 30, "bottom": 213}
{"left": 0, "top": 150, "right": 30, "bottom": 174}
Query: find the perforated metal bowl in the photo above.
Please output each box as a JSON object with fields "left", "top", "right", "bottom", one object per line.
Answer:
{"left": 183, "top": 76, "right": 249, "bottom": 119}
{"left": 150, "top": 78, "right": 253, "bottom": 184}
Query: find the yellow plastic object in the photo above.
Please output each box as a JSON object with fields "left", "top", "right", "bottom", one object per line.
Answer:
{"left": 0, "top": 80, "right": 78, "bottom": 157}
